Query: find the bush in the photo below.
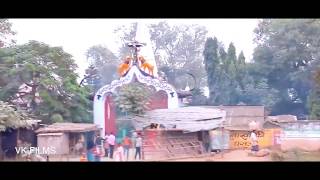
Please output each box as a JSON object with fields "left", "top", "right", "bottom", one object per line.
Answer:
{"left": 50, "top": 113, "right": 64, "bottom": 123}
{"left": 270, "top": 150, "right": 285, "bottom": 161}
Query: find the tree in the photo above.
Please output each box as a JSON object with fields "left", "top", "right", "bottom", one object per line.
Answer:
{"left": 253, "top": 19, "right": 320, "bottom": 117}
{"left": 113, "top": 82, "right": 152, "bottom": 115}
{"left": 0, "top": 101, "right": 31, "bottom": 132}
{"left": 308, "top": 70, "right": 320, "bottom": 119}
{"left": 203, "top": 37, "right": 219, "bottom": 104}
{"left": 189, "top": 88, "right": 207, "bottom": 106}
{"left": 0, "top": 101, "right": 33, "bottom": 159}
{"left": 0, "top": 19, "right": 16, "bottom": 47}
{"left": 86, "top": 45, "right": 118, "bottom": 67}
{"left": 204, "top": 37, "right": 245, "bottom": 105}
{"left": 235, "top": 51, "right": 247, "bottom": 90}
{"left": 0, "top": 41, "right": 92, "bottom": 124}
{"left": 84, "top": 45, "right": 119, "bottom": 93}
{"left": 149, "top": 22, "right": 208, "bottom": 90}
{"left": 203, "top": 36, "right": 278, "bottom": 108}
{"left": 113, "top": 23, "right": 137, "bottom": 59}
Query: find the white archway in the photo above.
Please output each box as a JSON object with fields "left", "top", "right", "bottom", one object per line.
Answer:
{"left": 93, "top": 66, "right": 179, "bottom": 135}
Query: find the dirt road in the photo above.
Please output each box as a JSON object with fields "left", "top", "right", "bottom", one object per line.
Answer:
{"left": 48, "top": 149, "right": 271, "bottom": 161}
{"left": 171, "top": 150, "right": 271, "bottom": 161}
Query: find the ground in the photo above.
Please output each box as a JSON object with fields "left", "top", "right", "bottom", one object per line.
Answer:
{"left": 171, "top": 150, "right": 271, "bottom": 161}
{"left": 48, "top": 149, "right": 271, "bottom": 161}
{"left": 21, "top": 148, "right": 320, "bottom": 162}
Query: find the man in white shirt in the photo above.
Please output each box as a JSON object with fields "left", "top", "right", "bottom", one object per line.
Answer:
{"left": 104, "top": 134, "right": 109, "bottom": 157}
{"left": 107, "top": 132, "right": 116, "bottom": 159}
{"left": 250, "top": 130, "right": 259, "bottom": 154}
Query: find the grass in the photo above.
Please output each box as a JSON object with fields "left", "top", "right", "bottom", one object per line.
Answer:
{"left": 271, "top": 149, "right": 320, "bottom": 161}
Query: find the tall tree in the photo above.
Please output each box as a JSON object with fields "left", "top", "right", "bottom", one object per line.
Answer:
{"left": 204, "top": 38, "right": 245, "bottom": 105}
{"left": 308, "top": 70, "right": 320, "bottom": 119}
{"left": 113, "top": 23, "right": 137, "bottom": 59}
{"left": 204, "top": 37, "right": 278, "bottom": 108}
{"left": 0, "top": 19, "right": 16, "bottom": 47}
{"left": 149, "top": 22, "right": 208, "bottom": 90}
{"left": 253, "top": 19, "right": 320, "bottom": 117}
{"left": 0, "top": 41, "right": 92, "bottom": 124}
{"left": 236, "top": 51, "right": 247, "bottom": 90}
{"left": 85, "top": 45, "right": 119, "bottom": 92}
{"left": 203, "top": 37, "right": 219, "bottom": 104}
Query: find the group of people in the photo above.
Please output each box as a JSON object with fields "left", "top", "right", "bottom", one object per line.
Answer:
{"left": 85, "top": 132, "right": 143, "bottom": 161}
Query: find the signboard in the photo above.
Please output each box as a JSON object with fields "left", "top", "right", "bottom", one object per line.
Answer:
{"left": 229, "top": 130, "right": 274, "bottom": 149}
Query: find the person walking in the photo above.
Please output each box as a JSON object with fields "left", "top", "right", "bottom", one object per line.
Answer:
{"left": 104, "top": 133, "right": 109, "bottom": 157}
{"left": 86, "top": 141, "right": 95, "bottom": 162}
{"left": 250, "top": 130, "right": 259, "bottom": 155}
{"left": 122, "top": 135, "right": 131, "bottom": 160}
{"left": 108, "top": 132, "right": 116, "bottom": 159}
{"left": 135, "top": 134, "right": 142, "bottom": 160}
{"left": 95, "top": 134, "right": 103, "bottom": 157}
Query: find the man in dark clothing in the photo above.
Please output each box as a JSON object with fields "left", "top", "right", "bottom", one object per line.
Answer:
{"left": 95, "top": 135, "right": 103, "bottom": 146}
{"left": 95, "top": 134, "right": 103, "bottom": 160}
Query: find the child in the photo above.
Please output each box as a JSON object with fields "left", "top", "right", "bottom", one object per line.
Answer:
{"left": 114, "top": 143, "right": 124, "bottom": 161}
{"left": 80, "top": 152, "right": 87, "bottom": 162}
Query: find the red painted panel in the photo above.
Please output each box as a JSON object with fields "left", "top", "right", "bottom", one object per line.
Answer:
{"left": 149, "top": 91, "right": 168, "bottom": 110}
{"left": 104, "top": 95, "right": 117, "bottom": 135}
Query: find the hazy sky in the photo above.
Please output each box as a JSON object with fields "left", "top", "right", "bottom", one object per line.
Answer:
{"left": 9, "top": 18, "right": 260, "bottom": 79}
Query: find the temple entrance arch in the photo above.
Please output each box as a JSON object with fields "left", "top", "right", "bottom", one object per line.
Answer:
{"left": 93, "top": 66, "right": 179, "bottom": 136}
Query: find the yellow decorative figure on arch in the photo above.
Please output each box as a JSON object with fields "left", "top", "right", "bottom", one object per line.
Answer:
{"left": 138, "top": 55, "right": 154, "bottom": 76}
{"left": 118, "top": 56, "right": 132, "bottom": 77}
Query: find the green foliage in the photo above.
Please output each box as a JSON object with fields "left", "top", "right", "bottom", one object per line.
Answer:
{"left": 150, "top": 22, "right": 208, "bottom": 89}
{"left": 50, "top": 113, "right": 64, "bottom": 123}
{"left": 307, "top": 70, "right": 320, "bottom": 119}
{"left": 0, "top": 19, "right": 16, "bottom": 47}
{"left": 253, "top": 19, "right": 320, "bottom": 116}
{"left": 0, "top": 41, "right": 92, "bottom": 124}
{"left": 84, "top": 45, "right": 119, "bottom": 93}
{"left": 203, "top": 36, "right": 279, "bottom": 108}
{"left": 114, "top": 83, "right": 152, "bottom": 115}
{"left": 0, "top": 101, "right": 31, "bottom": 132}
{"left": 189, "top": 88, "right": 207, "bottom": 106}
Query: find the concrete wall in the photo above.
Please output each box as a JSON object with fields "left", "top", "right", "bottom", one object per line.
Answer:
{"left": 280, "top": 121, "right": 320, "bottom": 151}
{"left": 281, "top": 138, "right": 320, "bottom": 151}
{"left": 211, "top": 106, "right": 265, "bottom": 127}
{"left": 37, "top": 133, "right": 69, "bottom": 155}
{"left": 228, "top": 117, "right": 265, "bottom": 127}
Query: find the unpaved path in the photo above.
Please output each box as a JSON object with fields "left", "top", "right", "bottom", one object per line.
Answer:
{"left": 171, "top": 150, "right": 271, "bottom": 161}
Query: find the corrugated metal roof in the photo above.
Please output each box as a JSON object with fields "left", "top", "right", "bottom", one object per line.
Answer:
{"left": 35, "top": 123, "right": 99, "bottom": 134}
{"left": 132, "top": 107, "right": 226, "bottom": 132}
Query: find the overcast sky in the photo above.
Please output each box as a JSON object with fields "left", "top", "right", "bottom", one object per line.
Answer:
{"left": 9, "top": 18, "right": 260, "bottom": 79}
